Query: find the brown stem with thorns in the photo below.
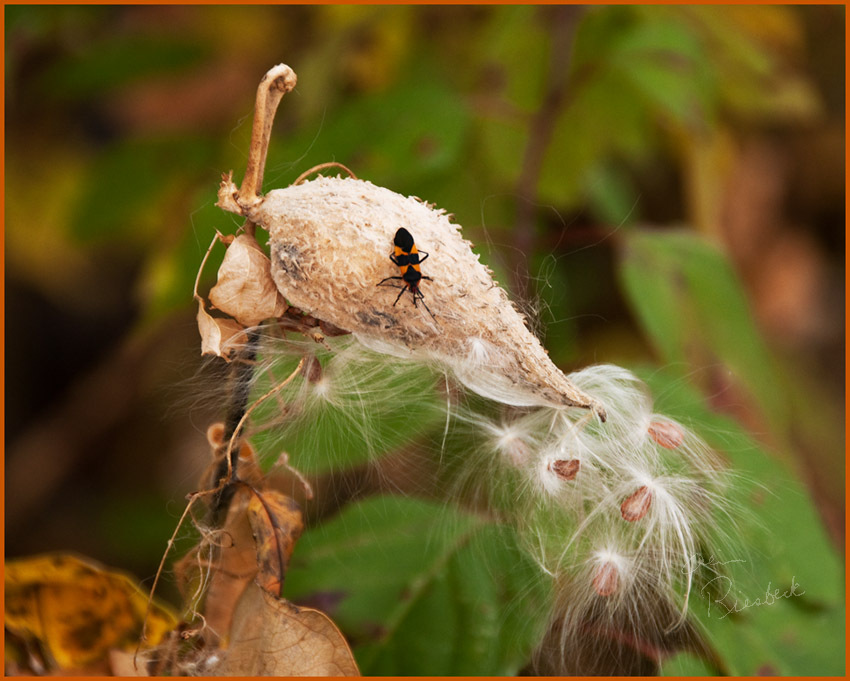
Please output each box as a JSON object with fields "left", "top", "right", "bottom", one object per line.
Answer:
{"left": 238, "top": 64, "right": 298, "bottom": 206}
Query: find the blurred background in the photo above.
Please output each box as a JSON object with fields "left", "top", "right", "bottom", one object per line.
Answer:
{"left": 5, "top": 4, "right": 844, "bottom": 606}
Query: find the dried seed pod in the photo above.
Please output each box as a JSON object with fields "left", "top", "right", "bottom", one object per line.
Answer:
{"left": 648, "top": 420, "right": 685, "bottom": 450}
{"left": 219, "top": 176, "right": 607, "bottom": 419}
{"left": 549, "top": 458, "right": 580, "bottom": 481}
{"left": 216, "top": 64, "right": 607, "bottom": 421}
{"left": 592, "top": 560, "right": 620, "bottom": 597}
{"left": 620, "top": 485, "right": 652, "bottom": 522}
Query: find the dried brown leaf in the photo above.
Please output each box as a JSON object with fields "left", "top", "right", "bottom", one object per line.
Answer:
{"left": 220, "top": 582, "right": 359, "bottom": 676}
{"left": 209, "top": 233, "right": 288, "bottom": 327}
{"left": 199, "top": 489, "right": 259, "bottom": 645}
{"left": 204, "top": 423, "right": 265, "bottom": 488}
{"left": 197, "top": 300, "right": 247, "bottom": 360}
{"left": 108, "top": 650, "right": 150, "bottom": 676}
{"left": 246, "top": 490, "right": 304, "bottom": 597}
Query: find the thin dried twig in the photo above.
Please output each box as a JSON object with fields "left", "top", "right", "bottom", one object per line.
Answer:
{"left": 222, "top": 356, "right": 307, "bottom": 482}
{"left": 294, "top": 162, "right": 358, "bottom": 185}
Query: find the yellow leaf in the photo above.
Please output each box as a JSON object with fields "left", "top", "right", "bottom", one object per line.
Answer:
{"left": 5, "top": 553, "right": 178, "bottom": 671}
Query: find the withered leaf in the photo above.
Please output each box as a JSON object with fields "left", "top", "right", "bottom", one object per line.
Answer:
{"left": 204, "top": 423, "right": 265, "bottom": 489}
{"left": 220, "top": 582, "right": 359, "bottom": 676}
{"left": 192, "top": 488, "right": 258, "bottom": 645}
{"left": 4, "top": 553, "right": 177, "bottom": 671}
{"left": 247, "top": 489, "right": 304, "bottom": 597}
{"left": 197, "top": 299, "right": 247, "bottom": 360}
{"left": 209, "top": 233, "right": 288, "bottom": 327}
{"left": 108, "top": 649, "right": 150, "bottom": 676}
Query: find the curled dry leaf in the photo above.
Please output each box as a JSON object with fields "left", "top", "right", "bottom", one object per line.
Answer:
{"left": 549, "top": 458, "right": 581, "bottom": 481}
{"left": 620, "top": 485, "right": 653, "bottom": 522}
{"left": 648, "top": 420, "right": 685, "bottom": 449}
{"left": 219, "top": 582, "right": 359, "bottom": 676}
{"left": 208, "top": 233, "right": 288, "bottom": 327}
{"left": 204, "top": 422, "right": 265, "bottom": 488}
{"left": 218, "top": 175, "right": 606, "bottom": 421}
{"left": 197, "top": 299, "right": 248, "bottom": 360}
{"left": 246, "top": 490, "right": 304, "bottom": 597}
{"left": 4, "top": 553, "right": 177, "bottom": 671}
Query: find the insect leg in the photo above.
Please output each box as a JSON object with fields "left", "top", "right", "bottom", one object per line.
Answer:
{"left": 417, "top": 290, "right": 436, "bottom": 321}
{"left": 392, "top": 286, "right": 407, "bottom": 306}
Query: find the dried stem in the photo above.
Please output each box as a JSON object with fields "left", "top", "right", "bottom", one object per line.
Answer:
{"left": 294, "top": 161, "right": 358, "bottom": 185}
{"left": 238, "top": 64, "right": 298, "bottom": 206}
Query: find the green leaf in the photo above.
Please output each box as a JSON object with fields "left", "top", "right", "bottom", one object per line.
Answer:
{"left": 618, "top": 229, "right": 790, "bottom": 431}
{"left": 284, "top": 495, "right": 552, "bottom": 675}
{"left": 539, "top": 68, "right": 654, "bottom": 207}
{"left": 266, "top": 65, "right": 469, "bottom": 193}
{"left": 475, "top": 5, "right": 549, "bottom": 112}
{"left": 71, "top": 137, "right": 214, "bottom": 243}
{"left": 608, "top": 18, "right": 716, "bottom": 128}
{"left": 660, "top": 651, "right": 716, "bottom": 675}
{"left": 637, "top": 367, "right": 843, "bottom": 676}
{"left": 583, "top": 160, "right": 640, "bottom": 225}
{"left": 570, "top": 6, "right": 639, "bottom": 74}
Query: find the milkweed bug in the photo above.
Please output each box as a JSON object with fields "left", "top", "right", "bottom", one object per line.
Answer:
{"left": 377, "top": 227, "right": 435, "bottom": 320}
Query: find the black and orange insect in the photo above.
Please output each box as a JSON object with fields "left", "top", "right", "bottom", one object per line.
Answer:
{"left": 377, "top": 227, "right": 435, "bottom": 320}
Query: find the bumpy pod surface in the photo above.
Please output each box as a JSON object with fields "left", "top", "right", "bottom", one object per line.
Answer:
{"left": 219, "top": 175, "right": 606, "bottom": 419}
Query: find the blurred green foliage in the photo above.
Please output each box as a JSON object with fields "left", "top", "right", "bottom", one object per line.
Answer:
{"left": 5, "top": 4, "right": 843, "bottom": 676}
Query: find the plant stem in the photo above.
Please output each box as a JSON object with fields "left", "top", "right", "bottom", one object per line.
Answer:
{"left": 238, "top": 64, "right": 298, "bottom": 205}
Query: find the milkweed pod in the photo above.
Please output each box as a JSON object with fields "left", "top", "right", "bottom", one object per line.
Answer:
{"left": 216, "top": 64, "right": 606, "bottom": 420}
{"left": 218, "top": 175, "right": 607, "bottom": 420}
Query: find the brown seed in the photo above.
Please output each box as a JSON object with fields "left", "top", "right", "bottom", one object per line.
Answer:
{"left": 592, "top": 561, "right": 619, "bottom": 597}
{"left": 620, "top": 485, "right": 652, "bottom": 522}
{"left": 301, "top": 354, "right": 323, "bottom": 383}
{"left": 648, "top": 420, "right": 685, "bottom": 449}
{"left": 501, "top": 437, "right": 531, "bottom": 467}
{"left": 318, "top": 319, "right": 351, "bottom": 337}
{"left": 549, "top": 459, "right": 580, "bottom": 481}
